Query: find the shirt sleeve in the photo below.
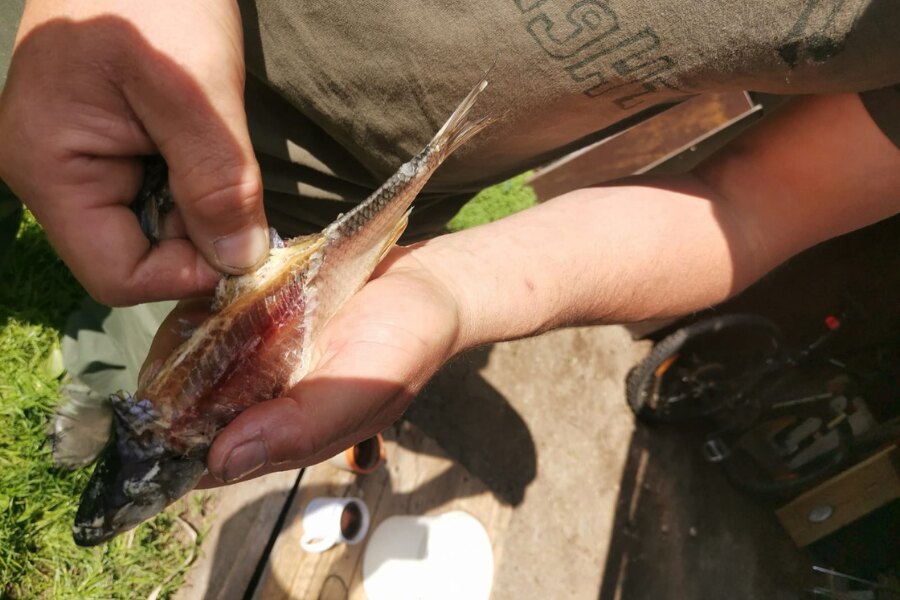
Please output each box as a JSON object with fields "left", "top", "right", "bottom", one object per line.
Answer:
{"left": 860, "top": 85, "right": 900, "bottom": 149}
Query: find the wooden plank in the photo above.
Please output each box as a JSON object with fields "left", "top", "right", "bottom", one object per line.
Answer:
{"left": 528, "top": 92, "right": 755, "bottom": 201}
{"left": 251, "top": 421, "right": 513, "bottom": 599}
{"left": 775, "top": 446, "right": 900, "bottom": 547}
{"left": 174, "top": 468, "right": 301, "bottom": 600}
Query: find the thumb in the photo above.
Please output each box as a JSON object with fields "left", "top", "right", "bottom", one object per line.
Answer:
{"left": 167, "top": 142, "right": 269, "bottom": 275}
{"left": 126, "top": 30, "right": 269, "bottom": 274}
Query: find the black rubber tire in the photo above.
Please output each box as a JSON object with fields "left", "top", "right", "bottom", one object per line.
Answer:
{"left": 626, "top": 314, "right": 784, "bottom": 422}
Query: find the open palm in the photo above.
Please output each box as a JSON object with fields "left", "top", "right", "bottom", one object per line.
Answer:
{"left": 144, "top": 245, "right": 463, "bottom": 486}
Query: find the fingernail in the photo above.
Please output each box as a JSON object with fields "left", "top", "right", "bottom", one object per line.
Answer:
{"left": 221, "top": 440, "right": 268, "bottom": 483}
{"left": 213, "top": 225, "right": 268, "bottom": 271}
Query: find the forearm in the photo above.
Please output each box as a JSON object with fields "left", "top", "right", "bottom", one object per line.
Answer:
{"left": 411, "top": 93, "right": 900, "bottom": 355}
{"left": 412, "top": 175, "right": 767, "bottom": 351}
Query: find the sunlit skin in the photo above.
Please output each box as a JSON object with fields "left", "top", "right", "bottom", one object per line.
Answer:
{"left": 1, "top": 4, "right": 899, "bottom": 488}
{"left": 0, "top": 0, "right": 268, "bottom": 306}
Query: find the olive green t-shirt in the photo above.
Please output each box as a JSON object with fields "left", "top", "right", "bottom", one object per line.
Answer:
{"left": 238, "top": 0, "right": 900, "bottom": 237}
{"left": 2, "top": 1, "right": 899, "bottom": 238}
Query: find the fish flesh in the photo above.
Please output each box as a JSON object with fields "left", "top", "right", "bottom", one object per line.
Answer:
{"left": 72, "top": 80, "right": 492, "bottom": 546}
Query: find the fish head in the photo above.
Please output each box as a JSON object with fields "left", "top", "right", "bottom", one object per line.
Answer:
{"left": 72, "top": 392, "right": 206, "bottom": 546}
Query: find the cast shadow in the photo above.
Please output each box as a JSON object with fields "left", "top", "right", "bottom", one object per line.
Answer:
{"left": 596, "top": 423, "right": 816, "bottom": 600}
{"left": 403, "top": 345, "right": 538, "bottom": 506}
{"left": 200, "top": 450, "right": 515, "bottom": 599}
{"left": 186, "top": 492, "right": 293, "bottom": 600}
{"left": 597, "top": 215, "right": 900, "bottom": 599}
{"left": 197, "top": 484, "right": 426, "bottom": 600}
{"left": 195, "top": 343, "right": 536, "bottom": 598}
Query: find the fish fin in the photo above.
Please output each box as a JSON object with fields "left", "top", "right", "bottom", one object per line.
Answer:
{"left": 49, "top": 379, "right": 113, "bottom": 469}
{"left": 376, "top": 208, "right": 411, "bottom": 264}
{"left": 430, "top": 79, "right": 495, "bottom": 158}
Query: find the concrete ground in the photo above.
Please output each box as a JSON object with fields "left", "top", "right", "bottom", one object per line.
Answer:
{"left": 408, "top": 324, "right": 815, "bottom": 600}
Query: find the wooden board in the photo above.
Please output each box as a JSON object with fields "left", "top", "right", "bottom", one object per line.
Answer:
{"left": 251, "top": 421, "right": 513, "bottom": 599}
{"left": 527, "top": 92, "right": 756, "bottom": 201}
{"left": 174, "top": 468, "right": 301, "bottom": 600}
{"left": 776, "top": 445, "right": 900, "bottom": 547}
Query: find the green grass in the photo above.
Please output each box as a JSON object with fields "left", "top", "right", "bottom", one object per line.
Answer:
{"left": 0, "top": 211, "right": 201, "bottom": 599}
{"left": 448, "top": 172, "right": 537, "bottom": 231}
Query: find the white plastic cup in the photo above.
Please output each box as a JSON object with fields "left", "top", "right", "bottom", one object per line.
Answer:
{"left": 300, "top": 497, "right": 370, "bottom": 553}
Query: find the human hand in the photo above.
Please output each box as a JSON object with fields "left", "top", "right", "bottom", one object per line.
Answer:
{"left": 0, "top": 0, "right": 268, "bottom": 305}
{"left": 140, "top": 245, "right": 463, "bottom": 486}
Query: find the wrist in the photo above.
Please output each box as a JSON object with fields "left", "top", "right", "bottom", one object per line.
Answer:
{"left": 401, "top": 177, "right": 752, "bottom": 355}
{"left": 405, "top": 217, "right": 568, "bottom": 355}
{"left": 405, "top": 236, "right": 482, "bottom": 356}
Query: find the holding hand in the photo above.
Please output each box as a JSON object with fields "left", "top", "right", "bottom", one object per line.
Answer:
{"left": 0, "top": 0, "right": 268, "bottom": 305}
{"left": 141, "top": 245, "right": 463, "bottom": 485}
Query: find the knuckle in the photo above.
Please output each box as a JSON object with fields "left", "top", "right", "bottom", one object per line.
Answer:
{"left": 183, "top": 164, "right": 262, "bottom": 223}
{"left": 300, "top": 429, "right": 329, "bottom": 463}
{"left": 87, "top": 280, "right": 135, "bottom": 307}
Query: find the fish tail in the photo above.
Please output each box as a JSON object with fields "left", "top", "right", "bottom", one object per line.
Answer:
{"left": 429, "top": 79, "right": 494, "bottom": 158}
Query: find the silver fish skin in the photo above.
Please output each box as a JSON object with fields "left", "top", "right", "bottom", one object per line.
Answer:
{"left": 72, "top": 80, "right": 492, "bottom": 546}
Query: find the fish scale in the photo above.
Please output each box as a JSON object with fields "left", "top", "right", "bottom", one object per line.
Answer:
{"left": 71, "top": 78, "right": 493, "bottom": 546}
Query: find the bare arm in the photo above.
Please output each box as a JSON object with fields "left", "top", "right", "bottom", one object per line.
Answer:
{"left": 414, "top": 93, "right": 900, "bottom": 351}
{"left": 160, "top": 92, "right": 900, "bottom": 484}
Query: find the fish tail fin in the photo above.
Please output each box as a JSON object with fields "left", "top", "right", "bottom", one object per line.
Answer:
{"left": 430, "top": 79, "right": 495, "bottom": 158}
